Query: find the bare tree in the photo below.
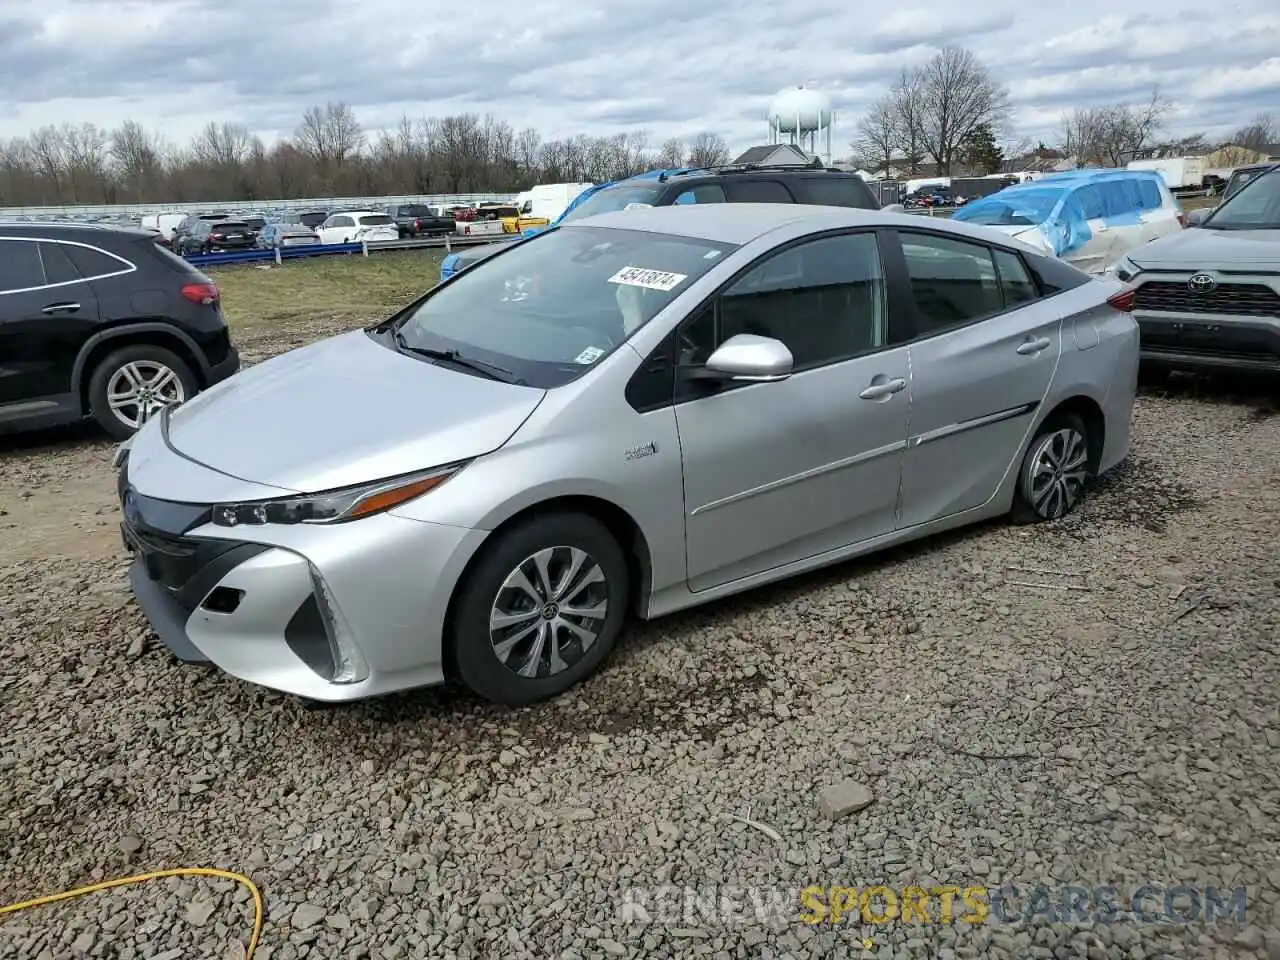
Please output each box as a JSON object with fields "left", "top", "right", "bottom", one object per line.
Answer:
{"left": 655, "top": 137, "right": 685, "bottom": 169}
{"left": 911, "top": 46, "right": 1011, "bottom": 175}
{"left": 295, "top": 102, "right": 365, "bottom": 169}
{"left": 686, "top": 132, "right": 729, "bottom": 168}
{"left": 1231, "top": 112, "right": 1276, "bottom": 151}
{"left": 1061, "top": 88, "right": 1171, "bottom": 167}
{"left": 109, "top": 120, "right": 167, "bottom": 201}
{"left": 851, "top": 96, "right": 899, "bottom": 174}
{"left": 191, "top": 122, "right": 253, "bottom": 168}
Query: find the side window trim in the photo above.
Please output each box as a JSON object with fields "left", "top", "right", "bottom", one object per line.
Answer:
{"left": 36, "top": 238, "right": 135, "bottom": 289}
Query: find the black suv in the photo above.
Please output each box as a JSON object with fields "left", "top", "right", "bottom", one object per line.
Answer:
{"left": 440, "top": 163, "right": 882, "bottom": 278}
{"left": 174, "top": 220, "right": 256, "bottom": 256}
{"left": 0, "top": 223, "right": 239, "bottom": 440}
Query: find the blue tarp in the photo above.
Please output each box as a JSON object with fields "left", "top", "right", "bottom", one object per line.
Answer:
{"left": 952, "top": 170, "right": 1170, "bottom": 257}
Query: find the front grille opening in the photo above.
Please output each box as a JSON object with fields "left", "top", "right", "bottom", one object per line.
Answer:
{"left": 1135, "top": 281, "right": 1280, "bottom": 317}
{"left": 202, "top": 586, "right": 243, "bottom": 614}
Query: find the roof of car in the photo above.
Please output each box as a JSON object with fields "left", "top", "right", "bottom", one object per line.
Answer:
{"left": 0, "top": 221, "right": 157, "bottom": 242}
{"left": 562, "top": 203, "right": 1021, "bottom": 248}
{"left": 1034, "top": 168, "right": 1164, "bottom": 186}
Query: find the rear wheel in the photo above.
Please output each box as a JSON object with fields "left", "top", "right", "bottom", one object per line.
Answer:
{"left": 448, "top": 513, "right": 628, "bottom": 706}
{"left": 87, "top": 345, "right": 198, "bottom": 440}
{"left": 1011, "top": 412, "right": 1091, "bottom": 524}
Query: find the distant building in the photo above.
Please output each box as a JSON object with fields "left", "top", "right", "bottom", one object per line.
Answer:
{"left": 730, "top": 144, "right": 816, "bottom": 167}
{"left": 1001, "top": 148, "right": 1074, "bottom": 175}
{"left": 1202, "top": 143, "right": 1280, "bottom": 168}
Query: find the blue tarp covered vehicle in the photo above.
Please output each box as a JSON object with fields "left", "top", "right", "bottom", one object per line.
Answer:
{"left": 951, "top": 169, "right": 1182, "bottom": 274}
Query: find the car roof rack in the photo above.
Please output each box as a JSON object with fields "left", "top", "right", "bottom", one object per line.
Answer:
{"left": 709, "top": 158, "right": 829, "bottom": 175}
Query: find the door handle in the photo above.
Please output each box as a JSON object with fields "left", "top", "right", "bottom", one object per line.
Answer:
{"left": 1016, "top": 336, "right": 1051, "bottom": 355}
{"left": 859, "top": 377, "right": 906, "bottom": 401}
{"left": 41, "top": 302, "right": 81, "bottom": 315}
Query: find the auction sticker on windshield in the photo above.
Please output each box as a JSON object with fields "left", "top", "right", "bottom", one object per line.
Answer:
{"left": 608, "top": 266, "right": 688, "bottom": 292}
{"left": 574, "top": 346, "right": 605, "bottom": 364}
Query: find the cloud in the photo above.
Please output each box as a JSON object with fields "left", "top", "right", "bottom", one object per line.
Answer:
{"left": 0, "top": 0, "right": 1275, "bottom": 158}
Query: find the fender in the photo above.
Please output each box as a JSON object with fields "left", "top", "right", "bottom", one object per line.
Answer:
{"left": 71, "top": 323, "right": 212, "bottom": 413}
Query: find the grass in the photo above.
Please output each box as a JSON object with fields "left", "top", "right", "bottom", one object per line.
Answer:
{"left": 208, "top": 249, "right": 442, "bottom": 333}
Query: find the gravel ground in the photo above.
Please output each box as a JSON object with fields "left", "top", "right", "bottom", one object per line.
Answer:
{"left": 1, "top": 306, "right": 1278, "bottom": 960}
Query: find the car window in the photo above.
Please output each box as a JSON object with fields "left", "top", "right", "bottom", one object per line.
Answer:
{"left": 952, "top": 188, "right": 1063, "bottom": 227}
{"left": 680, "top": 232, "right": 886, "bottom": 372}
{"left": 993, "top": 249, "right": 1039, "bottom": 308}
{"left": 38, "top": 242, "right": 82, "bottom": 285}
{"left": 558, "top": 184, "right": 663, "bottom": 223}
{"left": 0, "top": 239, "right": 45, "bottom": 293}
{"left": 1206, "top": 167, "right": 1280, "bottom": 229}
{"left": 673, "top": 184, "right": 727, "bottom": 205}
{"left": 726, "top": 180, "right": 794, "bottom": 203}
{"left": 64, "top": 243, "right": 127, "bottom": 279}
{"left": 358, "top": 214, "right": 395, "bottom": 226}
{"left": 900, "top": 233, "right": 1003, "bottom": 335}
{"left": 801, "top": 177, "right": 875, "bottom": 208}
{"left": 395, "top": 225, "right": 736, "bottom": 389}
{"left": 1076, "top": 185, "right": 1106, "bottom": 220}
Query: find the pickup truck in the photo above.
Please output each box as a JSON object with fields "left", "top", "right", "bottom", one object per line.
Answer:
{"left": 385, "top": 203, "right": 455, "bottom": 238}
{"left": 474, "top": 203, "right": 550, "bottom": 234}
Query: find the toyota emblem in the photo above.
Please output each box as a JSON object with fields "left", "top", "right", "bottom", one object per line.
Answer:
{"left": 1187, "top": 273, "right": 1217, "bottom": 294}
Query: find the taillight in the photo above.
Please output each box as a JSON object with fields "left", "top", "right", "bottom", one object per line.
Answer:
{"left": 181, "top": 283, "right": 220, "bottom": 306}
{"left": 414, "top": 219, "right": 421, "bottom": 230}
{"left": 1107, "top": 289, "right": 1137, "bottom": 313}
{"left": 1176, "top": 212, "right": 1186, "bottom": 227}
{"left": 210, "top": 233, "right": 224, "bottom": 241}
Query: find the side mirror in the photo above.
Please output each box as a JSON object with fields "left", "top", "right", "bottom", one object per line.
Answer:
{"left": 698, "top": 334, "right": 793, "bottom": 383}
{"left": 1184, "top": 207, "right": 1211, "bottom": 228}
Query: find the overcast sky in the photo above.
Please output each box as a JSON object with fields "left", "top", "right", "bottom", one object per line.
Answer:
{"left": 2, "top": 0, "right": 1277, "bottom": 155}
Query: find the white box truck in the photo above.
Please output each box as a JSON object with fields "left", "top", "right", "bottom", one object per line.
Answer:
{"left": 1126, "top": 157, "right": 1206, "bottom": 192}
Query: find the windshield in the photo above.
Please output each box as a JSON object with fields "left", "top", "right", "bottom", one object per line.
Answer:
{"left": 359, "top": 214, "right": 395, "bottom": 226}
{"left": 558, "top": 184, "right": 664, "bottom": 223}
{"left": 213, "top": 222, "right": 248, "bottom": 231}
{"left": 393, "top": 225, "right": 735, "bottom": 388}
{"left": 951, "top": 188, "right": 1064, "bottom": 227}
{"left": 1206, "top": 168, "right": 1280, "bottom": 229}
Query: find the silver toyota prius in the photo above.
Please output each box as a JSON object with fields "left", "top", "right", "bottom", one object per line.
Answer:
{"left": 116, "top": 204, "right": 1139, "bottom": 706}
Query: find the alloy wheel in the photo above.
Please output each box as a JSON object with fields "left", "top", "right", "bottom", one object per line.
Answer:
{"left": 1022, "top": 427, "right": 1089, "bottom": 520}
{"left": 106, "top": 360, "right": 186, "bottom": 430}
{"left": 488, "top": 546, "right": 609, "bottom": 679}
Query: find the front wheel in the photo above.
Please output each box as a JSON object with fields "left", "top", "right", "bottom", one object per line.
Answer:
{"left": 87, "top": 345, "right": 198, "bottom": 440}
{"left": 448, "top": 513, "right": 629, "bottom": 706}
{"left": 1011, "top": 412, "right": 1091, "bottom": 524}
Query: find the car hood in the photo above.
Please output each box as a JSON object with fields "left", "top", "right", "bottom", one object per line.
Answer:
{"left": 1127, "top": 227, "right": 1280, "bottom": 270}
{"left": 165, "top": 330, "right": 546, "bottom": 493}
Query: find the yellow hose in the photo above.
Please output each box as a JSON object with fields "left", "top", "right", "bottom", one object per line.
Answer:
{"left": 0, "top": 867, "right": 263, "bottom": 959}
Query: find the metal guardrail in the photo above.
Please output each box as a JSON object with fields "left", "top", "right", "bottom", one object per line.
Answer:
{"left": 0, "top": 193, "right": 509, "bottom": 220}
{"left": 184, "top": 234, "right": 506, "bottom": 268}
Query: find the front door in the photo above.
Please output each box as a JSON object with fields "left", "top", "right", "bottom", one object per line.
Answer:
{"left": 673, "top": 231, "right": 911, "bottom": 592}
{"left": 891, "top": 231, "right": 1063, "bottom": 528}
{"left": 0, "top": 238, "right": 101, "bottom": 410}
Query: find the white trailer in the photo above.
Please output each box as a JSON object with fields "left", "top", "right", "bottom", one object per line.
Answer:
{"left": 1126, "top": 157, "right": 1206, "bottom": 191}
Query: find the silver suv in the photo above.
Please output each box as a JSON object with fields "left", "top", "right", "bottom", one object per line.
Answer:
{"left": 1108, "top": 162, "right": 1280, "bottom": 374}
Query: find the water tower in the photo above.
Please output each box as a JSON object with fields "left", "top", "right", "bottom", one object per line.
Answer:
{"left": 767, "top": 85, "right": 835, "bottom": 166}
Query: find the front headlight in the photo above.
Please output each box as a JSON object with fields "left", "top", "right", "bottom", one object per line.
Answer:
{"left": 210, "top": 463, "right": 465, "bottom": 527}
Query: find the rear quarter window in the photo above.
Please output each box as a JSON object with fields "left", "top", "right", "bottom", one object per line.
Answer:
{"left": 800, "top": 177, "right": 878, "bottom": 209}
{"left": 64, "top": 243, "right": 129, "bottom": 279}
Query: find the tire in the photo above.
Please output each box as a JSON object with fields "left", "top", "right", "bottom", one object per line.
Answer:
{"left": 87, "top": 344, "right": 199, "bottom": 441}
{"left": 448, "top": 512, "right": 629, "bottom": 706}
{"left": 1011, "top": 412, "right": 1092, "bottom": 524}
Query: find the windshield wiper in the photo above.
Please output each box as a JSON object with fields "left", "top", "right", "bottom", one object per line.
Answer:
{"left": 393, "top": 331, "right": 526, "bottom": 384}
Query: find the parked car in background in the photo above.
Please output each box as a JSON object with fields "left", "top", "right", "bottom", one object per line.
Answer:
{"left": 0, "top": 222, "right": 239, "bottom": 439}
{"left": 139, "top": 212, "right": 188, "bottom": 244}
{"left": 385, "top": 203, "right": 455, "bottom": 238}
{"left": 439, "top": 163, "right": 883, "bottom": 281}
{"left": 115, "top": 203, "right": 1137, "bottom": 707}
{"left": 174, "top": 220, "right": 257, "bottom": 256}
{"left": 904, "top": 185, "right": 954, "bottom": 208}
{"left": 242, "top": 215, "right": 267, "bottom": 238}
{"left": 951, "top": 169, "right": 1183, "bottom": 275}
{"left": 314, "top": 211, "right": 400, "bottom": 245}
{"left": 296, "top": 210, "right": 330, "bottom": 230}
{"left": 257, "top": 222, "right": 320, "bottom": 250}
{"left": 1107, "top": 162, "right": 1280, "bottom": 375}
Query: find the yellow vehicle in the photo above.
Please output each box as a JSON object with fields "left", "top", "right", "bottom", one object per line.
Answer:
{"left": 475, "top": 203, "right": 550, "bottom": 234}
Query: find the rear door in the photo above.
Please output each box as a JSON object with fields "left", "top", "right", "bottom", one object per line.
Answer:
{"left": 1070, "top": 184, "right": 1120, "bottom": 273}
{"left": 724, "top": 179, "right": 796, "bottom": 203}
{"left": 0, "top": 238, "right": 102, "bottom": 410}
{"left": 889, "top": 230, "right": 1063, "bottom": 528}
